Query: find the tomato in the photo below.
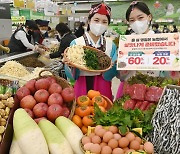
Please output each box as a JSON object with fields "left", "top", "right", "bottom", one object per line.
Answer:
{"left": 81, "top": 125, "right": 88, "bottom": 134}
{"left": 77, "top": 95, "right": 90, "bottom": 106}
{"left": 87, "top": 90, "right": 100, "bottom": 99}
{"left": 82, "top": 115, "right": 94, "bottom": 127}
{"left": 72, "top": 115, "right": 83, "bottom": 128}
{"left": 92, "top": 96, "right": 105, "bottom": 107}
{"left": 75, "top": 106, "right": 91, "bottom": 117}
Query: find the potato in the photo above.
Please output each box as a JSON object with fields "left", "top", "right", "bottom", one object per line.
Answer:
{"left": 0, "top": 118, "right": 6, "bottom": 126}
{"left": 0, "top": 126, "right": 5, "bottom": 134}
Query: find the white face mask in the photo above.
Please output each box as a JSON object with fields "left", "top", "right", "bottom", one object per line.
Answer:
{"left": 90, "top": 23, "right": 108, "bottom": 36}
{"left": 130, "top": 20, "right": 149, "bottom": 34}
{"left": 40, "top": 30, "right": 46, "bottom": 34}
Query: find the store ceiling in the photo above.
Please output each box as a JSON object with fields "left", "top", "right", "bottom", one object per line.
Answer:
{"left": 54, "top": 0, "right": 131, "bottom": 3}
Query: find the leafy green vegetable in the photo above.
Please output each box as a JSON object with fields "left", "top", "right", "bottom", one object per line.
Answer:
{"left": 94, "top": 96, "right": 156, "bottom": 136}
{"left": 83, "top": 49, "right": 100, "bottom": 70}
{"left": 127, "top": 72, "right": 178, "bottom": 87}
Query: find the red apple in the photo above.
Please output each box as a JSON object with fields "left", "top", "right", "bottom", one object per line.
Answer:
{"left": 34, "top": 89, "right": 49, "bottom": 103}
{"left": 16, "top": 86, "right": 31, "bottom": 100}
{"left": 62, "top": 107, "right": 70, "bottom": 118}
{"left": 33, "top": 103, "right": 48, "bottom": 118}
{"left": 48, "top": 93, "right": 63, "bottom": 106}
{"left": 20, "top": 95, "right": 37, "bottom": 109}
{"left": 47, "top": 76, "right": 57, "bottom": 84}
{"left": 61, "top": 87, "right": 75, "bottom": 103}
{"left": 48, "top": 83, "right": 62, "bottom": 94}
{"left": 34, "top": 117, "right": 47, "bottom": 124}
{"left": 24, "top": 108, "right": 34, "bottom": 118}
{"left": 35, "top": 78, "right": 50, "bottom": 90}
{"left": 25, "top": 79, "right": 36, "bottom": 94}
{"left": 47, "top": 104, "right": 63, "bottom": 122}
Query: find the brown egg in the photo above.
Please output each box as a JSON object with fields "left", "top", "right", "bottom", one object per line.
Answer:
{"left": 108, "top": 126, "right": 118, "bottom": 134}
{"left": 108, "top": 139, "right": 119, "bottom": 149}
{"left": 123, "top": 147, "right": 129, "bottom": 152}
{"left": 125, "top": 149, "right": 135, "bottom": 154}
{"left": 95, "top": 128, "right": 107, "bottom": 138}
{"left": 118, "top": 137, "right": 129, "bottom": 148}
{"left": 140, "top": 144, "right": 144, "bottom": 150}
{"left": 103, "top": 131, "right": 114, "bottom": 143}
{"left": 144, "top": 142, "right": 154, "bottom": 154}
{"left": 112, "top": 148, "right": 124, "bottom": 154}
{"left": 125, "top": 132, "right": 135, "bottom": 142}
{"left": 82, "top": 136, "right": 91, "bottom": 145}
{"left": 101, "top": 146, "right": 112, "bottom": 154}
{"left": 135, "top": 136, "right": 142, "bottom": 144}
{"left": 91, "top": 135, "right": 101, "bottom": 144}
{"left": 90, "top": 143, "right": 101, "bottom": 154}
{"left": 100, "top": 142, "right": 107, "bottom": 148}
{"left": 84, "top": 143, "right": 93, "bottom": 151}
{"left": 94, "top": 125, "right": 103, "bottom": 134}
{"left": 89, "top": 133, "right": 95, "bottom": 139}
{"left": 114, "top": 133, "right": 121, "bottom": 140}
{"left": 129, "top": 140, "right": 140, "bottom": 150}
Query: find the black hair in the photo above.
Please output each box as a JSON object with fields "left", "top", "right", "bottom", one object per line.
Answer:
{"left": 126, "top": 2, "right": 151, "bottom": 21}
{"left": 173, "top": 25, "right": 177, "bottom": 29}
{"left": 152, "top": 23, "right": 159, "bottom": 29}
{"left": 55, "top": 23, "right": 71, "bottom": 36}
{"left": 87, "top": 13, "right": 110, "bottom": 31}
{"left": 25, "top": 20, "right": 38, "bottom": 30}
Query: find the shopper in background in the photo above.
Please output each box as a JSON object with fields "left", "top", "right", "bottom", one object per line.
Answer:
{"left": 34, "top": 19, "right": 50, "bottom": 44}
{"left": 116, "top": 1, "right": 169, "bottom": 98}
{"left": 47, "top": 23, "right": 76, "bottom": 59}
{"left": 8, "top": 20, "right": 41, "bottom": 53}
{"left": 74, "top": 22, "right": 85, "bottom": 38}
{"left": 65, "top": 3, "right": 118, "bottom": 100}
{"left": 171, "top": 24, "right": 178, "bottom": 33}
{"left": 162, "top": 25, "right": 170, "bottom": 33}
{"left": 152, "top": 23, "right": 161, "bottom": 33}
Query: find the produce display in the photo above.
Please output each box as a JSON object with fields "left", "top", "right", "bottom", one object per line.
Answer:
{"left": 16, "top": 76, "right": 75, "bottom": 122}
{"left": 10, "top": 109, "right": 83, "bottom": 154}
{"left": 0, "top": 80, "right": 19, "bottom": 143}
{"left": 17, "top": 56, "right": 45, "bottom": 68}
{"left": 64, "top": 45, "right": 112, "bottom": 72}
{"left": 81, "top": 125, "right": 154, "bottom": 154}
{"left": 148, "top": 86, "right": 180, "bottom": 154}
{"left": 0, "top": 61, "right": 30, "bottom": 78}
{"left": 94, "top": 96, "right": 156, "bottom": 136}
{"left": 72, "top": 90, "right": 112, "bottom": 134}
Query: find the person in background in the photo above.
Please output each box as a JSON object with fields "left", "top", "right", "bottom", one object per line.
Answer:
{"left": 74, "top": 22, "right": 85, "bottom": 38}
{"left": 162, "top": 25, "right": 170, "bottom": 33}
{"left": 64, "top": 3, "right": 118, "bottom": 100}
{"left": 152, "top": 23, "right": 161, "bottom": 33}
{"left": 116, "top": 1, "right": 170, "bottom": 98}
{"left": 34, "top": 19, "right": 50, "bottom": 44}
{"left": 46, "top": 23, "right": 76, "bottom": 59}
{"left": 125, "top": 26, "right": 133, "bottom": 35}
{"left": 8, "top": 20, "right": 41, "bottom": 53}
{"left": 171, "top": 24, "right": 178, "bottom": 33}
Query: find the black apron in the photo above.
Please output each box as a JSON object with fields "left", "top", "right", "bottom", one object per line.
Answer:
{"left": 82, "top": 34, "right": 106, "bottom": 92}
{"left": 8, "top": 28, "right": 31, "bottom": 53}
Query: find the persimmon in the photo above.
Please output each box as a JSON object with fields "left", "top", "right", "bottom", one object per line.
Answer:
{"left": 103, "top": 100, "right": 108, "bottom": 109}
{"left": 82, "top": 125, "right": 88, "bottom": 134}
{"left": 92, "top": 95, "right": 105, "bottom": 106}
{"left": 72, "top": 115, "right": 83, "bottom": 128}
{"left": 82, "top": 115, "right": 94, "bottom": 127}
{"left": 77, "top": 95, "right": 90, "bottom": 106}
{"left": 75, "top": 106, "right": 91, "bottom": 117}
{"left": 87, "top": 90, "right": 100, "bottom": 99}
{"left": 90, "top": 106, "right": 94, "bottom": 115}
{"left": 99, "top": 106, "right": 106, "bottom": 112}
